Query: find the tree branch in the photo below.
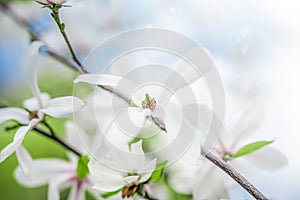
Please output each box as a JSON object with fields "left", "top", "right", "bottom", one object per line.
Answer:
{"left": 201, "top": 149, "right": 268, "bottom": 200}
{"left": 33, "top": 127, "right": 81, "bottom": 157}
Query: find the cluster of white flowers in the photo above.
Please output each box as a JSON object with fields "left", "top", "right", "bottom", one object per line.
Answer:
{"left": 0, "top": 1, "right": 288, "bottom": 200}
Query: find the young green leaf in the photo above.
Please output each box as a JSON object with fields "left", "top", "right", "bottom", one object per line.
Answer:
{"left": 101, "top": 188, "right": 123, "bottom": 198}
{"left": 130, "top": 101, "right": 138, "bottom": 107}
{"left": 234, "top": 140, "right": 274, "bottom": 158}
{"left": 148, "top": 160, "right": 168, "bottom": 183}
{"left": 76, "top": 155, "right": 90, "bottom": 179}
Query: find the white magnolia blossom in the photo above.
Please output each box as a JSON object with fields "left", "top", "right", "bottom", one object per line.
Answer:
{"left": 212, "top": 106, "right": 287, "bottom": 171}
{"left": 166, "top": 105, "right": 287, "bottom": 199}
{"left": 0, "top": 42, "right": 84, "bottom": 171}
{"left": 35, "top": 0, "right": 67, "bottom": 5}
{"left": 14, "top": 122, "right": 100, "bottom": 200}
{"left": 73, "top": 56, "right": 209, "bottom": 166}
{"left": 89, "top": 140, "right": 157, "bottom": 195}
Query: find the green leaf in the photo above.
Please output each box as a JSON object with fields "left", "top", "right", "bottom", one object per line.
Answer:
{"left": 234, "top": 140, "right": 274, "bottom": 158}
{"left": 76, "top": 155, "right": 90, "bottom": 179}
{"left": 128, "top": 137, "right": 142, "bottom": 150}
{"left": 148, "top": 160, "right": 168, "bottom": 183}
{"left": 85, "top": 190, "right": 97, "bottom": 200}
{"left": 130, "top": 101, "right": 138, "bottom": 107}
{"left": 101, "top": 188, "right": 122, "bottom": 198}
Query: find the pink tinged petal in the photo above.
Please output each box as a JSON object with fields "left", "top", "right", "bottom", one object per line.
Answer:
{"left": 48, "top": 176, "right": 70, "bottom": 200}
{"left": 0, "top": 119, "right": 38, "bottom": 162}
{"left": 139, "top": 159, "right": 157, "bottom": 183}
{"left": 23, "top": 93, "right": 50, "bottom": 111}
{"left": 40, "top": 96, "right": 84, "bottom": 118}
{"left": 68, "top": 181, "right": 85, "bottom": 200}
{"left": 15, "top": 146, "right": 34, "bottom": 180}
{"left": 244, "top": 147, "right": 288, "bottom": 171}
{"left": 0, "top": 107, "right": 30, "bottom": 125}
{"left": 14, "top": 158, "right": 71, "bottom": 187}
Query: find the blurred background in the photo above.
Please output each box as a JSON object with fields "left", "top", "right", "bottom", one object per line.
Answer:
{"left": 0, "top": 0, "right": 300, "bottom": 199}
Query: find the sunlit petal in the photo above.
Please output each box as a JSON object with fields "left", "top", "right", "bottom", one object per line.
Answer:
{"left": 40, "top": 96, "right": 84, "bottom": 118}
{"left": 0, "top": 107, "right": 29, "bottom": 125}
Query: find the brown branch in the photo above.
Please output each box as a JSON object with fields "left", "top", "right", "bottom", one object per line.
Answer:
{"left": 33, "top": 127, "right": 81, "bottom": 157}
{"left": 201, "top": 149, "right": 268, "bottom": 200}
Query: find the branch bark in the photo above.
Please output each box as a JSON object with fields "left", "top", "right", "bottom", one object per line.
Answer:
{"left": 202, "top": 149, "right": 268, "bottom": 200}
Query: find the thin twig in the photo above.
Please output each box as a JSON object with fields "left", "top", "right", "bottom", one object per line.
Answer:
{"left": 42, "top": 121, "right": 55, "bottom": 136}
{"left": 33, "top": 127, "right": 81, "bottom": 157}
{"left": 201, "top": 149, "right": 268, "bottom": 200}
{"left": 49, "top": 4, "right": 87, "bottom": 73}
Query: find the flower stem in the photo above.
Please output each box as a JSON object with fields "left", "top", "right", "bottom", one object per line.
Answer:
{"left": 49, "top": 4, "right": 87, "bottom": 73}
{"left": 33, "top": 127, "right": 81, "bottom": 157}
{"left": 201, "top": 149, "right": 268, "bottom": 200}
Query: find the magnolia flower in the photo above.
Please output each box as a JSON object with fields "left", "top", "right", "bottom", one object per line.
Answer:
{"left": 88, "top": 140, "right": 157, "bottom": 198}
{"left": 14, "top": 122, "right": 100, "bottom": 200}
{"left": 0, "top": 42, "right": 84, "bottom": 170}
{"left": 211, "top": 106, "right": 287, "bottom": 171}
{"left": 74, "top": 44, "right": 214, "bottom": 137}
{"left": 73, "top": 52, "right": 214, "bottom": 165}
{"left": 35, "top": 0, "right": 67, "bottom": 5}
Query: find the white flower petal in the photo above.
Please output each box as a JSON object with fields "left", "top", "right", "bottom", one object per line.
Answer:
{"left": 74, "top": 74, "right": 122, "bottom": 86}
{"left": 158, "top": 47, "right": 214, "bottom": 104}
{"left": 65, "top": 122, "right": 87, "bottom": 154}
{"left": 179, "top": 138, "right": 201, "bottom": 166}
{"left": 0, "top": 119, "right": 39, "bottom": 162}
{"left": 48, "top": 175, "right": 70, "bottom": 200}
{"left": 244, "top": 147, "right": 288, "bottom": 171}
{"left": 0, "top": 107, "right": 29, "bottom": 125}
{"left": 194, "top": 162, "right": 229, "bottom": 199}
{"left": 40, "top": 96, "right": 84, "bottom": 118}
{"left": 231, "top": 106, "right": 264, "bottom": 144}
{"left": 74, "top": 74, "right": 135, "bottom": 102}
{"left": 139, "top": 158, "right": 157, "bottom": 183}
{"left": 114, "top": 107, "right": 148, "bottom": 138}
{"left": 14, "top": 158, "right": 71, "bottom": 187}
{"left": 15, "top": 146, "right": 34, "bottom": 180}
{"left": 130, "top": 140, "right": 146, "bottom": 170}
{"left": 168, "top": 170, "right": 196, "bottom": 194}
{"left": 23, "top": 93, "right": 50, "bottom": 111}
{"left": 27, "top": 41, "right": 45, "bottom": 108}
{"left": 93, "top": 176, "right": 139, "bottom": 192}
{"left": 88, "top": 159, "right": 123, "bottom": 184}
{"left": 109, "top": 57, "right": 135, "bottom": 77}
